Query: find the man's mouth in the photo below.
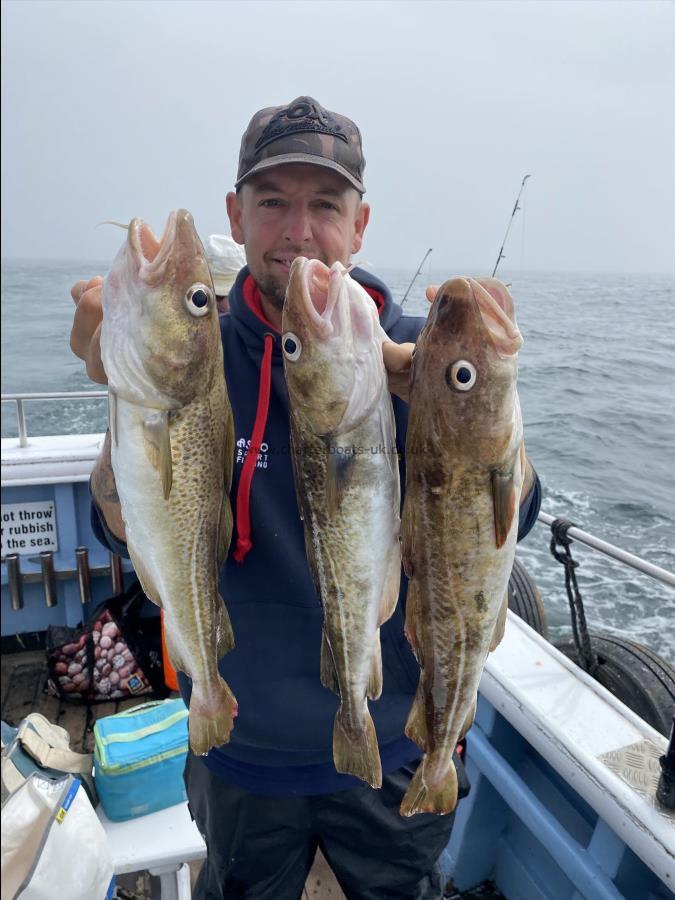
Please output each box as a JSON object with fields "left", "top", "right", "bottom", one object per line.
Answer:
{"left": 268, "top": 252, "right": 319, "bottom": 273}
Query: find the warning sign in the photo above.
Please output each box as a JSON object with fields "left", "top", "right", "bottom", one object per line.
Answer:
{"left": 1, "top": 501, "right": 58, "bottom": 557}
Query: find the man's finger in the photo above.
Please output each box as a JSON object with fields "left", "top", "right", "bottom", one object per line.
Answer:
{"left": 70, "top": 287, "right": 104, "bottom": 360}
{"left": 71, "top": 275, "right": 103, "bottom": 305}
{"left": 382, "top": 341, "right": 415, "bottom": 374}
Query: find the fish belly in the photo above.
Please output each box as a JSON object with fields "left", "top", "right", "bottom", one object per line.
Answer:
{"left": 302, "top": 413, "right": 400, "bottom": 788}
{"left": 112, "top": 398, "right": 237, "bottom": 754}
{"left": 401, "top": 478, "right": 517, "bottom": 816}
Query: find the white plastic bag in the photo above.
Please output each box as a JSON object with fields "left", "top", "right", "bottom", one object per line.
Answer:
{"left": 1, "top": 773, "right": 114, "bottom": 900}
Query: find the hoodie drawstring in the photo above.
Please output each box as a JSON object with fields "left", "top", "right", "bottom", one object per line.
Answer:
{"left": 234, "top": 334, "right": 274, "bottom": 563}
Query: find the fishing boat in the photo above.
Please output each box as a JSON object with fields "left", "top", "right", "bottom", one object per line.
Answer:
{"left": 1, "top": 392, "right": 674, "bottom": 900}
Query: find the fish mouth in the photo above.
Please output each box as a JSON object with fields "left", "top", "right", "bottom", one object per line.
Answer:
{"left": 469, "top": 278, "right": 523, "bottom": 357}
{"left": 128, "top": 211, "right": 181, "bottom": 278}
{"left": 288, "top": 257, "right": 345, "bottom": 340}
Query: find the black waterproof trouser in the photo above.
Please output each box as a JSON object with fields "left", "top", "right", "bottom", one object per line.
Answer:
{"left": 184, "top": 753, "right": 467, "bottom": 900}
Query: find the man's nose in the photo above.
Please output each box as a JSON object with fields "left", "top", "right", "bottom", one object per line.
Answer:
{"left": 284, "top": 206, "right": 313, "bottom": 244}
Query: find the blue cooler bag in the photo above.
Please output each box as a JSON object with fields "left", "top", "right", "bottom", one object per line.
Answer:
{"left": 93, "top": 698, "right": 188, "bottom": 821}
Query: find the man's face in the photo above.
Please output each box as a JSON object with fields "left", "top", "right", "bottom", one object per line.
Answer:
{"left": 226, "top": 164, "right": 370, "bottom": 310}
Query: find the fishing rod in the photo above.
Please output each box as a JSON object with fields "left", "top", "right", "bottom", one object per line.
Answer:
{"left": 491, "top": 174, "right": 531, "bottom": 278}
{"left": 400, "top": 248, "right": 432, "bottom": 307}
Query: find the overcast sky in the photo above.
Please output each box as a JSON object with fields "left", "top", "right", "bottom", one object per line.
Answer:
{"left": 2, "top": 0, "right": 673, "bottom": 273}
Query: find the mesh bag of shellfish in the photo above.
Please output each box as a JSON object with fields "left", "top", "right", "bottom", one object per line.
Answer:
{"left": 45, "top": 581, "right": 168, "bottom": 703}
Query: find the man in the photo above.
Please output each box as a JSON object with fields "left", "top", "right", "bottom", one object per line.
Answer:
{"left": 71, "top": 96, "right": 541, "bottom": 899}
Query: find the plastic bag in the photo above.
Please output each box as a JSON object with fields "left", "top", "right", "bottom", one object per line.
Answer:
{"left": 1, "top": 773, "right": 114, "bottom": 900}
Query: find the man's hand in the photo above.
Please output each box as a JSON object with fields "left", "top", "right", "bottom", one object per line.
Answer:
{"left": 382, "top": 284, "right": 438, "bottom": 402}
{"left": 70, "top": 276, "right": 107, "bottom": 384}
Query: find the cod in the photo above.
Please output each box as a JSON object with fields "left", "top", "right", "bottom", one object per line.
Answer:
{"left": 400, "top": 276, "right": 524, "bottom": 816}
{"left": 100, "top": 209, "right": 237, "bottom": 755}
{"left": 282, "top": 258, "right": 401, "bottom": 789}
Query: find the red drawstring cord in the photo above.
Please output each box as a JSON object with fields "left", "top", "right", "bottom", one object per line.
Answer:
{"left": 233, "top": 334, "right": 274, "bottom": 563}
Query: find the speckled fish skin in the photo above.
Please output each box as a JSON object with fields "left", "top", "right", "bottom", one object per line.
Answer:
{"left": 100, "top": 209, "right": 237, "bottom": 756}
{"left": 400, "top": 276, "right": 524, "bottom": 816}
{"left": 282, "top": 258, "right": 401, "bottom": 789}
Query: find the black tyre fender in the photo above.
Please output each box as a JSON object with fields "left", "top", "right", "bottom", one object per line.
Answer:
{"left": 507, "top": 557, "right": 548, "bottom": 638}
{"left": 555, "top": 631, "right": 675, "bottom": 738}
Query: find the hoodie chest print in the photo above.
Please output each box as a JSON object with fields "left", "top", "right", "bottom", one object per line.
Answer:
{"left": 236, "top": 437, "right": 271, "bottom": 469}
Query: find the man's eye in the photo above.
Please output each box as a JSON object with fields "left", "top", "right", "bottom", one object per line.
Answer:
{"left": 317, "top": 201, "right": 338, "bottom": 211}
{"left": 260, "top": 199, "right": 282, "bottom": 208}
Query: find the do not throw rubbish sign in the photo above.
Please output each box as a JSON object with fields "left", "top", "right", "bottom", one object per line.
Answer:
{"left": 1, "top": 501, "right": 58, "bottom": 557}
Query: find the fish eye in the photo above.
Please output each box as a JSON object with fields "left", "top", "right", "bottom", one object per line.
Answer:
{"left": 185, "top": 283, "right": 213, "bottom": 317}
{"left": 447, "top": 360, "right": 477, "bottom": 392}
{"left": 282, "top": 332, "right": 302, "bottom": 362}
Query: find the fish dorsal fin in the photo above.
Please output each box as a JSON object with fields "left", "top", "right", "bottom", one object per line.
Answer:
{"left": 491, "top": 461, "right": 518, "bottom": 548}
{"left": 326, "top": 442, "right": 355, "bottom": 515}
{"left": 143, "top": 410, "right": 173, "bottom": 499}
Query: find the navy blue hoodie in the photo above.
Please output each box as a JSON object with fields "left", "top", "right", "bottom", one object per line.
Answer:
{"left": 92, "top": 265, "right": 541, "bottom": 796}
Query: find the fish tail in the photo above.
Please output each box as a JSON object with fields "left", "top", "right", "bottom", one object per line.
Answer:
{"left": 399, "top": 755, "right": 458, "bottom": 817}
{"left": 333, "top": 705, "right": 382, "bottom": 789}
{"left": 188, "top": 676, "right": 238, "bottom": 756}
{"left": 404, "top": 675, "right": 428, "bottom": 750}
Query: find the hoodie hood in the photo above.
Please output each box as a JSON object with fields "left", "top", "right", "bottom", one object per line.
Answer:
{"left": 227, "top": 265, "right": 403, "bottom": 366}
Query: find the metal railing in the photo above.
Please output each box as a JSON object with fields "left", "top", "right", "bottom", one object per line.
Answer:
{"left": 3, "top": 393, "right": 673, "bottom": 590}
{"left": 537, "top": 511, "right": 675, "bottom": 589}
{"left": 1, "top": 391, "right": 108, "bottom": 448}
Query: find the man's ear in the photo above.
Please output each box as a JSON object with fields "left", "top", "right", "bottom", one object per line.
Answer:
{"left": 351, "top": 201, "right": 370, "bottom": 254}
{"left": 226, "top": 192, "right": 245, "bottom": 245}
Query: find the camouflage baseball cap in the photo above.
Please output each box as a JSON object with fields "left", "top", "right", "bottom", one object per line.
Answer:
{"left": 235, "top": 96, "right": 366, "bottom": 194}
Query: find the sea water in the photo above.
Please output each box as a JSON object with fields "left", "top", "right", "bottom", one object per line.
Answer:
{"left": 1, "top": 261, "right": 673, "bottom": 661}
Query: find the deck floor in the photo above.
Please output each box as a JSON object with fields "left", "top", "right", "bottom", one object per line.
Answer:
{"left": 1, "top": 650, "right": 503, "bottom": 899}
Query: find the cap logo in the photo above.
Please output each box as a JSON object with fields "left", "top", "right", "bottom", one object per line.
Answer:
{"left": 255, "top": 99, "right": 348, "bottom": 152}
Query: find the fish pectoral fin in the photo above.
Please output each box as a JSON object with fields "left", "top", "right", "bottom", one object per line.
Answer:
{"left": 404, "top": 675, "right": 428, "bottom": 750}
{"left": 215, "top": 596, "right": 235, "bottom": 658}
{"left": 491, "top": 465, "right": 517, "bottom": 548}
{"left": 326, "top": 443, "right": 355, "bottom": 515}
{"left": 367, "top": 632, "right": 383, "bottom": 700}
{"left": 320, "top": 629, "right": 340, "bottom": 696}
{"left": 142, "top": 410, "right": 173, "bottom": 500}
{"left": 489, "top": 591, "right": 509, "bottom": 652}
{"left": 129, "top": 547, "right": 162, "bottom": 609}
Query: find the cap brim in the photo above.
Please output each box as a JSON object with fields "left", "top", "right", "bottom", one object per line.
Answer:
{"left": 235, "top": 153, "right": 365, "bottom": 194}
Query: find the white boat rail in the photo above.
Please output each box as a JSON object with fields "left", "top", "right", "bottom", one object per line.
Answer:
{"left": 1, "top": 391, "right": 108, "bottom": 448}
{"left": 3, "top": 391, "right": 674, "bottom": 591}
